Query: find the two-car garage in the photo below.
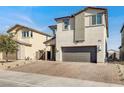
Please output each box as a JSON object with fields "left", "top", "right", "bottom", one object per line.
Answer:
{"left": 62, "top": 46, "right": 97, "bottom": 63}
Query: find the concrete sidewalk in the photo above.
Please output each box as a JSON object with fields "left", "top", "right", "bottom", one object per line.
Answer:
{"left": 0, "top": 70, "right": 123, "bottom": 87}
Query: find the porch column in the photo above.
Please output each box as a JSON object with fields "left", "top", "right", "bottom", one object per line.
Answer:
{"left": 45, "top": 51, "right": 47, "bottom": 60}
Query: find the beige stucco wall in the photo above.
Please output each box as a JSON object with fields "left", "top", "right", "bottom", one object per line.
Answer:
{"left": 0, "top": 52, "right": 3, "bottom": 60}
{"left": 56, "top": 10, "right": 108, "bottom": 62}
{"left": 11, "top": 29, "right": 50, "bottom": 60}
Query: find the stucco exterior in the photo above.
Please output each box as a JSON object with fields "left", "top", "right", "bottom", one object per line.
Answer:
{"left": 55, "top": 7, "right": 108, "bottom": 62}
{"left": 0, "top": 52, "right": 2, "bottom": 60}
{"left": 0, "top": 25, "right": 51, "bottom": 61}
{"left": 15, "top": 29, "right": 50, "bottom": 60}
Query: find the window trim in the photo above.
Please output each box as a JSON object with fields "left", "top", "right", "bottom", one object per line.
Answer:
{"left": 30, "top": 31, "right": 33, "bottom": 37}
{"left": 92, "top": 15, "right": 96, "bottom": 25}
{"left": 22, "top": 31, "right": 33, "bottom": 38}
{"left": 63, "top": 18, "right": 69, "bottom": 31}
{"left": 97, "top": 13, "right": 102, "bottom": 25}
{"left": 91, "top": 13, "right": 103, "bottom": 26}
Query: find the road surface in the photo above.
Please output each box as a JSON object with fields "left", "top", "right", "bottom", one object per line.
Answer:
{"left": 0, "top": 70, "right": 123, "bottom": 87}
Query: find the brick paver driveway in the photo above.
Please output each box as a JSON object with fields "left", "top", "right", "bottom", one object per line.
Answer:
{"left": 9, "top": 61, "right": 124, "bottom": 85}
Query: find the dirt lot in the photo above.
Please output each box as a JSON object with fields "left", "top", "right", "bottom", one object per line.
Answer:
{"left": 9, "top": 61, "right": 124, "bottom": 84}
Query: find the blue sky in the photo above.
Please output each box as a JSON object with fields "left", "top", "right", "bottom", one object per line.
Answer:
{"left": 0, "top": 6, "right": 123, "bottom": 50}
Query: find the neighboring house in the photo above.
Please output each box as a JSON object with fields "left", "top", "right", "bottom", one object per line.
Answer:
{"left": 119, "top": 24, "right": 124, "bottom": 61}
{"left": 0, "top": 24, "right": 51, "bottom": 61}
{"left": 45, "top": 7, "right": 108, "bottom": 63}
{"left": 107, "top": 49, "right": 119, "bottom": 62}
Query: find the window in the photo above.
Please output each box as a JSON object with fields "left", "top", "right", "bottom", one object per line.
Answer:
{"left": 27, "top": 31, "right": 29, "bottom": 37}
{"left": 97, "top": 14, "right": 102, "bottom": 24}
{"left": 22, "top": 31, "right": 27, "bottom": 37}
{"left": 22, "top": 32, "right": 24, "bottom": 37}
{"left": 24, "top": 32, "right": 27, "bottom": 37}
{"left": 22, "top": 31, "right": 33, "bottom": 38}
{"left": 92, "top": 15, "right": 96, "bottom": 25}
{"left": 63, "top": 19, "right": 69, "bottom": 30}
{"left": 92, "top": 13, "right": 102, "bottom": 25}
{"left": 31, "top": 32, "right": 33, "bottom": 37}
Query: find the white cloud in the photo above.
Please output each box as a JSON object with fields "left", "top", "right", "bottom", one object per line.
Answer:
{"left": 13, "top": 14, "right": 34, "bottom": 24}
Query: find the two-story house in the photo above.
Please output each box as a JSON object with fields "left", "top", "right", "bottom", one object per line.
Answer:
{"left": 0, "top": 24, "right": 51, "bottom": 61}
{"left": 45, "top": 7, "right": 108, "bottom": 63}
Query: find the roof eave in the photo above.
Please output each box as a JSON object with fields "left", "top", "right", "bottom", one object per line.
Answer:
{"left": 48, "top": 25, "right": 57, "bottom": 30}
{"left": 7, "top": 24, "right": 51, "bottom": 37}
{"left": 43, "top": 37, "right": 56, "bottom": 44}
{"left": 54, "top": 7, "right": 107, "bottom": 22}
{"left": 54, "top": 16, "right": 72, "bottom": 21}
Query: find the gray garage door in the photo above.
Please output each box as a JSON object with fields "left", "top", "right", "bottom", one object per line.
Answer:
{"left": 62, "top": 46, "right": 97, "bottom": 63}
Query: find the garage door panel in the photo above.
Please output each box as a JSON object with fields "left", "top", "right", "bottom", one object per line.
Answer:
{"left": 62, "top": 47, "right": 96, "bottom": 52}
{"left": 62, "top": 46, "right": 97, "bottom": 63}
{"left": 63, "top": 52, "right": 90, "bottom": 62}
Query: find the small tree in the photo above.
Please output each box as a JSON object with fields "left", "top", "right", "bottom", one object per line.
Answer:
{"left": 0, "top": 35, "right": 18, "bottom": 62}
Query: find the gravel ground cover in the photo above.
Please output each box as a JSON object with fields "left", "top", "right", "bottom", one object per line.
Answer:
{"left": 10, "top": 61, "right": 124, "bottom": 84}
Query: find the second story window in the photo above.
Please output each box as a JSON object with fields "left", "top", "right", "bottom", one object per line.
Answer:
{"left": 27, "top": 31, "right": 29, "bottom": 37}
{"left": 22, "top": 31, "right": 33, "bottom": 38}
{"left": 22, "top": 31, "right": 25, "bottom": 37}
{"left": 63, "top": 19, "right": 69, "bottom": 30}
{"left": 97, "top": 14, "right": 102, "bottom": 24}
{"left": 92, "top": 13, "right": 102, "bottom": 25}
{"left": 31, "top": 32, "right": 33, "bottom": 37}
{"left": 92, "top": 15, "right": 96, "bottom": 25}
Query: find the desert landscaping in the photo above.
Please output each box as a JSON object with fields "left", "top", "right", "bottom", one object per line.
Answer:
{"left": 0, "top": 60, "right": 124, "bottom": 86}
{"left": 4, "top": 61, "right": 123, "bottom": 85}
